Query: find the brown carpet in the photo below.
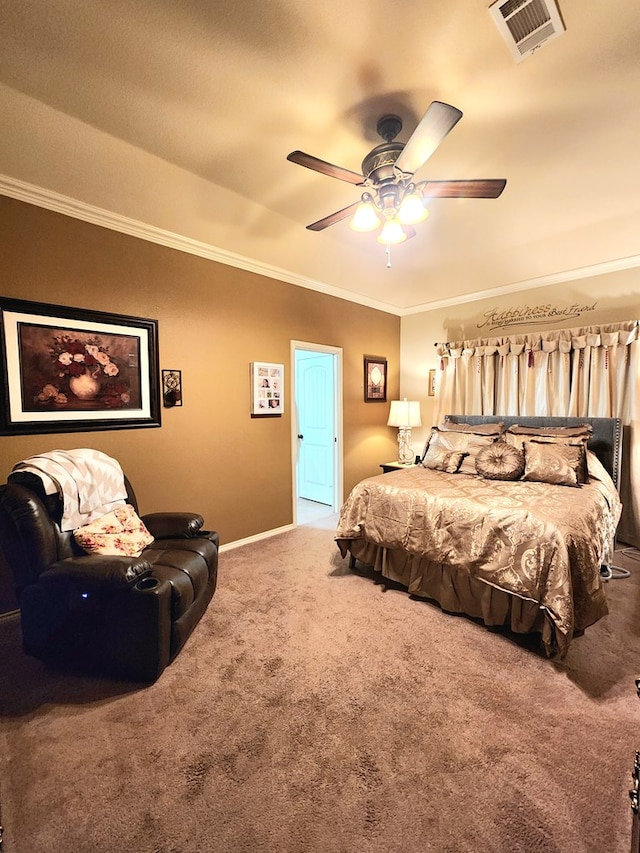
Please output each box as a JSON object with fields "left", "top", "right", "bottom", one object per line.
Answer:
{"left": 1, "top": 521, "right": 639, "bottom": 853}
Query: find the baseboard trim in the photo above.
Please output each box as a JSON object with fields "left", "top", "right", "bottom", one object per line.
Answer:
{"left": 219, "top": 523, "right": 296, "bottom": 553}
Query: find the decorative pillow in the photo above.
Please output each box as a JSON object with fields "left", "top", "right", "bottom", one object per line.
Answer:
{"left": 441, "top": 420, "right": 504, "bottom": 436}
{"left": 74, "top": 504, "right": 155, "bottom": 557}
{"left": 422, "top": 428, "right": 497, "bottom": 476}
{"left": 475, "top": 441, "right": 525, "bottom": 481}
{"left": 522, "top": 442, "right": 584, "bottom": 487}
{"left": 505, "top": 424, "right": 592, "bottom": 447}
{"left": 423, "top": 445, "right": 467, "bottom": 473}
{"left": 504, "top": 425, "right": 591, "bottom": 484}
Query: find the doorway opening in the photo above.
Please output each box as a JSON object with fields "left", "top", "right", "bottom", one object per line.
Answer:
{"left": 291, "top": 341, "right": 343, "bottom": 527}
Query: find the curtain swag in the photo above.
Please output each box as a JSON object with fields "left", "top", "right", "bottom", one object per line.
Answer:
{"left": 435, "top": 321, "right": 639, "bottom": 361}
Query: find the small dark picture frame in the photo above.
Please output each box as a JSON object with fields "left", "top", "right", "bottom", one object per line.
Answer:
{"left": 364, "top": 355, "right": 387, "bottom": 403}
{"left": 162, "top": 369, "right": 182, "bottom": 407}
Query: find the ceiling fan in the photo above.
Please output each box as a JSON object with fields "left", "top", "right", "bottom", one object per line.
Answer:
{"left": 287, "top": 101, "right": 506, "bottom": 259}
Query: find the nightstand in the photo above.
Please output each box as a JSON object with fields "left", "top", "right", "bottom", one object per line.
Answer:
{"left": 380, "top": 461, "right": 418, "bottom": 473}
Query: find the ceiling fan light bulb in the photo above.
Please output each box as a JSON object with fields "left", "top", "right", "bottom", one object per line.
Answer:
{"left": 350, "top": 201, "right": 381, "bottom": 232}
{"left": 377, "top": 218, "right": 406, "bottom": 245}
{"left": 398, "top": 192, "right": 429, "bottom": 225}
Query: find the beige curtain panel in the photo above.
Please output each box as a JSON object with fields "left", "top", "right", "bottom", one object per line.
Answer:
{"left": 433, "top": 321, "right": 640, "bottom": 546}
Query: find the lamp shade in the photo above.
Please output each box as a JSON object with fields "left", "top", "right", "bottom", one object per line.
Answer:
{"left": 387, "top": 399, "right": 422, "bottom": 428}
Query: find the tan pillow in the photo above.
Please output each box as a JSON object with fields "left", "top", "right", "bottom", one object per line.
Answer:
{"left": 423, "top": 445, "right": 467, "bottom": 473}
{"left": 506, "top": 434, "right": 588, "bottom": 484}
{"left": 441, "top": 420, "right": 504, "bottom": 436}
{"left": 522, "top": 442, "right": 584, "bottom": 487}
{"left": 74, "top": 504, "right": 155, "bottom": 557}
{"left": 505, "top": 424, "right": 592, "bottom": 445}
{"left": 423, "top": 428, "right": 496, "bottom": 476}
{"left": 475, "top": 441, "right": 525, "bottom": 481}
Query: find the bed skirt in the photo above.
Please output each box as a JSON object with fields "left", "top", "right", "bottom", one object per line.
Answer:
{"left": 346, "top": 539, "right": 555, "bottom": 652}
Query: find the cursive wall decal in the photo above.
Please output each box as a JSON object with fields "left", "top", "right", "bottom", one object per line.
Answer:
{"left": 476, "top": 301, "right": 598, "bottom": 332}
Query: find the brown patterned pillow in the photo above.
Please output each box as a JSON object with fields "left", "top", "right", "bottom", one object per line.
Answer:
{"left": 506, "top": 423, "right": 592, "bottom": 439}
{"left": 505, "top": 423, "right": 592, "bottom": 450}
{"left": 475, "top": 441, "right": 525, "bottom": 481}
{"left": 522, "top": 442, "right": 584, "bottom": 487}
{"left": 423, "top": 445, "right": 467, "bottom": 473}
{"left": 441, "top": 420, "right": 504, "bottom": 436}
{"left": 423, "top": 428, "right": 496, "bottom": 476}
{"left": 507, "top": 435, "right": 588, "bottom": 484}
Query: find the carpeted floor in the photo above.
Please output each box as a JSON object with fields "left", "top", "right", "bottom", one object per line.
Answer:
{"left": 1, "top": 522, "right": 639, "bottom": 853}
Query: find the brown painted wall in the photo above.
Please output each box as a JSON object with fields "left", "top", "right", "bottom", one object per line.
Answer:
{"left": 0, "top": 196, "right": 400, "bottom": 546}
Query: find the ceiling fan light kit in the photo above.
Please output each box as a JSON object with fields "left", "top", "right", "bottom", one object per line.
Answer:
{"left": 287, "top": 100, "right": 507, "bottom": 265}
{"left": 350, "top": 193, "right": 381, "bottom": 232}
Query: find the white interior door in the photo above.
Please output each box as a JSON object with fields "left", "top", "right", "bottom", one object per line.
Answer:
{"left": 295, "top": 351, "right": 334, "bottom": 505}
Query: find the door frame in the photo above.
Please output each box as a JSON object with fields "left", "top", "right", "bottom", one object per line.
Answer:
{"left": 290, "top": 340, "right": 343, "bottom": 524}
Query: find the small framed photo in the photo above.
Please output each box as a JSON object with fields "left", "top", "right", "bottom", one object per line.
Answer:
{"left": 162, "top": 369, "right": 182, "bottom": 407}
{"left": 251, "top": 361, "right": 284, "bottom": 414}
{"left": 364, "top": 355, "right": 387, "bottom": 403}
{"left": 0, "top": 296, "right": 160, "bottom": 435}
{"left": 428, "top": 369, "right": 436, "bottom": 397}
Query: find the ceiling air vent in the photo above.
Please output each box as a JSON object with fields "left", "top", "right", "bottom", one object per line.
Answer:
{"left": 489, "top": 0, "right": 565, "bottom": 62}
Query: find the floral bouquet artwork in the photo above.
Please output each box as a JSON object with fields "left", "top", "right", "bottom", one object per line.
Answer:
{"left": 19, "top": 325, "right": 141, "bottom": 412}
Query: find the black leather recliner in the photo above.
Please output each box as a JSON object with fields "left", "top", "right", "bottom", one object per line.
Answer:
{"left": 0, "top": 471, "right": 218, "bottom": 682}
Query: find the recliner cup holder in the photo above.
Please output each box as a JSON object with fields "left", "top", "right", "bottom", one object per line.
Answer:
{"left": 136, "top": 576, "right": 159, "bottom": 591}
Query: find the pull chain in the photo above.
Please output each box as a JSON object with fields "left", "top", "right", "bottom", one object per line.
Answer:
{"left": 386, "top": 243, "right": 391, "bottom": 268}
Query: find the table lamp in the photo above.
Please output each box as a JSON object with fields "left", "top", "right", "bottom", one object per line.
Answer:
{"left": 387, "top": 398, "right": 422, "bottom": 464}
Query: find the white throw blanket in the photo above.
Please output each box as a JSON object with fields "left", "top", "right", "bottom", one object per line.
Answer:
{"left": 12, "top": 449, "right": 128, "bottom": 531}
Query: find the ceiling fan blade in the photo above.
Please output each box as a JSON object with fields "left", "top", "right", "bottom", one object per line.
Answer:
{"left": 394, "top": 101, "right": 463, "bottom": 176}
{"left": 419, "top": 179, "right": 507, "bottom": 199}
{"left": 306, "top": 201, "right": 361, "bottom": 231}
{"left": 287, "top": 151, "right": 365, "bottom": 186}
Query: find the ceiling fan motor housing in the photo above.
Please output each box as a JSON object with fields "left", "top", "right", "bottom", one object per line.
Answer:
{"left": 361, "top": 142, "right": 404, "bottom": 186}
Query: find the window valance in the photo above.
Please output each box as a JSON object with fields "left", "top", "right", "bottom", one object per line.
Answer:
{"left": 435, "top": 321, "right": 639, "bottom": 359}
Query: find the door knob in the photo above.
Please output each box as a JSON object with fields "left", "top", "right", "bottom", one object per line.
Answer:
{"left": 297, "top": 434, "right": 304, "bottom": 439}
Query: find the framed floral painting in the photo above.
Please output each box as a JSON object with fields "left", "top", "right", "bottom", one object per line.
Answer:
{"left": 0, "top": 297, "right": 160, "bottom": 435}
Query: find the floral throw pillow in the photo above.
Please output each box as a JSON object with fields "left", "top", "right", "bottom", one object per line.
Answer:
{"left": 74, "top": 504, "right": 155, "bottom": 557}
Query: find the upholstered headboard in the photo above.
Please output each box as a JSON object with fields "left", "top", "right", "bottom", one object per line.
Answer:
{"left": 443, "top": 415, "right": 623, "bottom": 491}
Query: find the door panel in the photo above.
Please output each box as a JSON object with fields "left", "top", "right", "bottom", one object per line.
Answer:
{"left": 297, "top": 354, "right": 334, "bottom": 505}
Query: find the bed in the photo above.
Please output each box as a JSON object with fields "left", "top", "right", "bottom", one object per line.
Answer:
{"left": 335, "top": 415, "right": 623, "bottom": 657}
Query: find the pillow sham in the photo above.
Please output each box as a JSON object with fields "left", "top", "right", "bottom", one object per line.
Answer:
{"left": 74, "top": 504, "right": 155, "bottom": 557}
{"left": 441, "top": 420, "right": 504, "bottom": 436}
{"left": 423, "top": 427, "right": 497, "bottom": 476}
{"left": 505, "top": 423, "right": 592, "bottom": 443}
{"left": 423, "top": 445, "right": 467, "bottom": 473}
{"left": 506, "top": 435, "right": 588, "bottom": 484}
{"left": 475, "top": 441, "right": 525, "bottom": 481}
{"left": 522, "top": 441, "right": 584, "bottom": 487}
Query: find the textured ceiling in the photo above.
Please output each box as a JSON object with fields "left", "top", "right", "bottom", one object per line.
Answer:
{"left": 0, "top": 0, "right": 639, "bottom": 313}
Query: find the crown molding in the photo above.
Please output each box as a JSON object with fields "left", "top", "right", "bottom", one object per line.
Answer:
{"left": 400, "top": 254, "right": 640, "bottom": 315}
{"left": 0, "top": 174, "right": 401, "bottom": 315}
{"left": 1, "top": 174, "right": 638, "bottom": 318}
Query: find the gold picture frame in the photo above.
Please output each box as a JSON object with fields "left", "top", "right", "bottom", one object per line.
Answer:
{"left": 428, "top": 369, "right": 436, "bottom": 397}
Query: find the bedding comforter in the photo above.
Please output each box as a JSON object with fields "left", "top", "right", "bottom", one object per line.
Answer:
{"left": 335, "top": 461, "right": 621, "bottom": 657}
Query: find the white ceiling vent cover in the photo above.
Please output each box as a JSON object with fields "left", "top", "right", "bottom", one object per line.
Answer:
{"left": 489, "top": 0, "right": 565, "bottom": 61}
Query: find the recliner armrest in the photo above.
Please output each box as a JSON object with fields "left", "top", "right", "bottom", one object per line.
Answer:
{"left": 141, "top": 512, "right": 204, "bottom": 539}
{"left": 39, "top": 555, "right": 152, "bottom": 588}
